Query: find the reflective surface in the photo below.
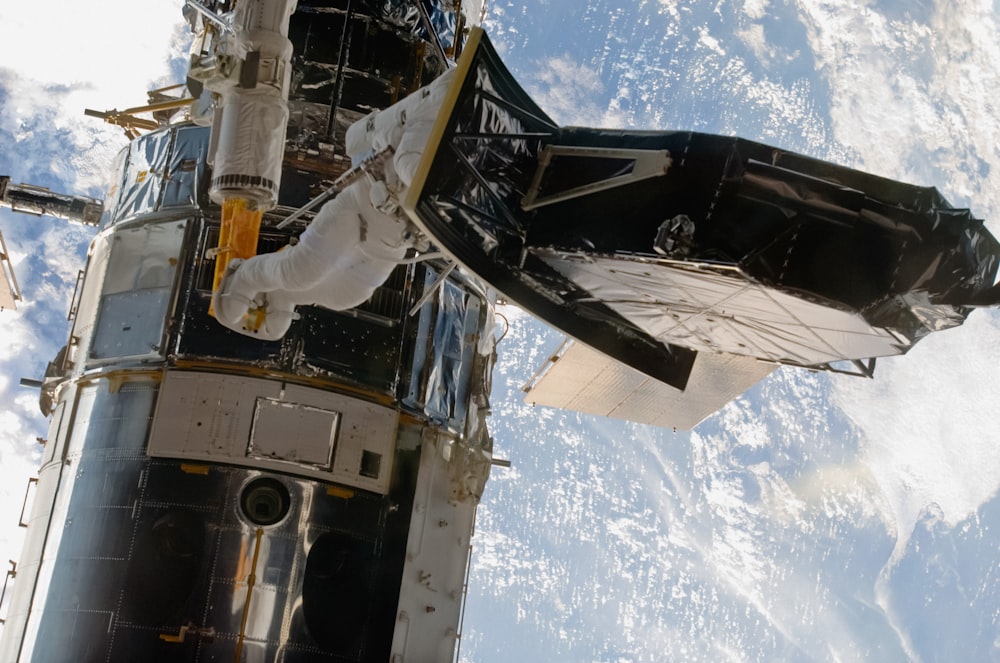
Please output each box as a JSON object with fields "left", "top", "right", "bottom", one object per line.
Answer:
{"left": 5, "top": 375, "right": 423, "bottom": 661}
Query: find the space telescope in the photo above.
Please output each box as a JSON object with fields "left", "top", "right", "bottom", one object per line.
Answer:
{"left": 1, "top": 0, "right": 998, "bottom": 661}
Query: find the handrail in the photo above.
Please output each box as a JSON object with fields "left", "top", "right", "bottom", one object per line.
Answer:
{"left": 18, "top": 478, "right": 38, "bottom": 528}
{"left": 0, "top": 560, "right": 16, "bottom": 625}
{"left": 66, "top": 269, "right": 85, "bottom": 322}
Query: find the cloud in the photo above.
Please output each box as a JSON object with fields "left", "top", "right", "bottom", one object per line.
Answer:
{"left": 795, "top": 0, "right": 1000, "bottom": 221}
{"left": 0, "top": 0, "right": 188, "bottom": 193}
{"left": 741, "top": 0, "right": 771, "bottom": 21}
{"left": 792, "top": 0, "right": 1000, "bottom": 545}
{"left": 521, "top": 55, "right": 629, "bottom": 127}
{"left": 792, "top": 8, "right": 1000, "bottom": 651}
{"left": 736, "top": 22, "right": 771, "bottom": 63}
{"left": 832, "top": 311, "right": 1000, "bottom": 537}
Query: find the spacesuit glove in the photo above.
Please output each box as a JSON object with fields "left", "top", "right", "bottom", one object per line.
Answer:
{"left": 369, "top": 179, "right": 399, "bottom": 215}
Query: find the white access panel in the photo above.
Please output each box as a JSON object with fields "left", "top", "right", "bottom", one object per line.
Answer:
{"left": 523, "top": 339, "right": 775, "bottom": 430}
{"left": 248, "top": 398, "right": 339, "bottom": 470}
{"left": 149, "top": 371, "right": 398, "bottom": 493}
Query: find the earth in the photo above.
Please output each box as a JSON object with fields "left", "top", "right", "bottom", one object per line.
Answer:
{"left": 461, "top": 2, "right": 1000, "bottom": 661}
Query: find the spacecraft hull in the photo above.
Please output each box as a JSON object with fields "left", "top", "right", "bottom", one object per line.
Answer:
{"left": 3, "top": 375, "right": 421, "bottom": 660}
{"left": 0, "top": 123, "right": 494, "bottom": 663}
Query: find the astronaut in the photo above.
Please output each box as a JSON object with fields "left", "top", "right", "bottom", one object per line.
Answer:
{"left": 212, "top": 68, "right": 456, "bottom": 340}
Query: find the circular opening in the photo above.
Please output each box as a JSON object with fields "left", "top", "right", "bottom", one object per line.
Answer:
{"left": 303, "top": 533, "right": 373, "bottom": 652}
{"left": 123, "top": 510, "right": 204, "bottom": 623}
{"left": 240, "top": 477, "right": 291, "bottom": 526}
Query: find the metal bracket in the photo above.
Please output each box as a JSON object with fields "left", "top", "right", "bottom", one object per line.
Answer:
{"left": 84, "top": 96, "right": 193, "bottom": 140}
{"left": 521, "top": 145, "right": 672, "bottom": 211}
{"left": 184, "top": 0, "right": 234, "bottom": 34}
{"left": 816, "top": 357, "right": 877, "bottom": 378}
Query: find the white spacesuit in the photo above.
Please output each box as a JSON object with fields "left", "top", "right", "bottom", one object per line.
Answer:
{"left": 213, "top": 68, "right": 456, "bottom": 340}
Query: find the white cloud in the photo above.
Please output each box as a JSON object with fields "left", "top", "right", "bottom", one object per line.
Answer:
{"left": 522, "top": 56, "right": 628, "bottom": 127}
{"left": 795, "top": 0, "right": 1000, "bottom": 221}
{"left": 737, "top": 22, "right": 771, "bottom": 63}
{"left": 0, "top": 0, "right": 187, "bottom": 192}
{"left": 792, "top": 8, "right": 1000, "bottom": 649}
{"left": 697, "top": 27, "right": 727, "bottom": 57}
{"left": 832, "top": 311, "right": 1000, "bottom": 537}
{"left": 741, "top": 0, "right": 771, "bottom": 21}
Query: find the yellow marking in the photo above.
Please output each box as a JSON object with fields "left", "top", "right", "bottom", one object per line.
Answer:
{"left": 209, "top": 197, "right": 264, "bottom": 318}
{"left": 136, "top": 170, "right": 148, "bottom": 183}
{"left": 159, "top": 625, "right": 189, "bottom": 643}
{"left": 180, "top": 463, "right": 210, "bottom": 475}
{"left": 326, "top": 485, "right": 355, "bottom": 499}
{"left": 234, "top": 528, "right": 264, "bottom": 663}
{"left": 402, "top": 27, "right": 483, "bottom": 220}
{"left": 243, "top": 304, "right": 267, "bottom": 333}
{"left": 234, "top": 536, "right": 249, "bottom": 583}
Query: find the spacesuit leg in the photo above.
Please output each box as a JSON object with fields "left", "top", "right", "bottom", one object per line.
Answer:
{"left": 213, "top": 179, "right": 412, "bottom": 339}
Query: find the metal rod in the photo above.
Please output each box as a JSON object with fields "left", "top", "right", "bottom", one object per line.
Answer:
{"left": 453, "top": 131, "right": 552, "bottom": 140}
{"left": 67, "top": 270, "right": 85, "bottom": 321}
{"left": 415, "top": 0, "right": 450, "bottom": 67}
{"left": 521, "top": 145, "right": 672, "bottom": 211}
{"left": 275, "top": 183, "right": 338, "bottom": 229}
{"left": 475, "top": 89, "right": 559, "bottom": 131}
{"left": 83, "top": 108, "right": 160, "bottom": 131}
{"left": 447, "top": 143, "right": 523, "bottom": 232}
{"left": 276, "top": 147, "right": 395, "bottom": 229}
{"left": 117, "top": 97, "right": 195, "bottom": 116}
{"left": 408, "top": 261, "right": 457, "bottom": 316}
{"left": 325, "top": 0, "right": 354, "bottom": 139}
{"left": 234, "top": 528, "right": 264, "bottom": 662}
{"left": 0, "top": 229, "right": 23, "bottom": 309}
{"left": 184, "top": 0, "right": 233, "bottom": 32}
